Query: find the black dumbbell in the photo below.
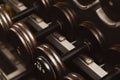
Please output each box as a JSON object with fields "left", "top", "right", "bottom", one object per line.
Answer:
{"left": 9, "top": 22, "right": 36, "bottom": 59}
{"left": 34, "top": 44, "right": 86, "bottom": 80}
{"left": 0, "top": 0, "right": 59, "bottom": 37}
{"left": 9, "top": 2, "right": 78, "bottom": 58}
{"left": 33, "top": 44, "right": 66, "bottom": 80}
{"left": 55, "top": 21, "right": 105, "bottom": 63}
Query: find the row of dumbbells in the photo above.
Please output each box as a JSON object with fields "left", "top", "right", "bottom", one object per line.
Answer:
{"left": 0, "top": 1, "right": 90, "bottom": 79}
{"left": 0, "top": 0, "right": 120, "bottom": 80}
{"left": 0, "top": 0, "right": 119, "bottom": 44}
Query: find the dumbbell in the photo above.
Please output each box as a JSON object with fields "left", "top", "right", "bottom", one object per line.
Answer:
{"left": 8, "top": 2, "right": 78, "bottom": 59}
{"left": 0, "top": 0, "right": 59, "bottom": 38}
{"left": 34, "top": 44, "right": 86, "bottom": 80}
{"left": 73, "top": 0, "right": 120, "bottom": 28}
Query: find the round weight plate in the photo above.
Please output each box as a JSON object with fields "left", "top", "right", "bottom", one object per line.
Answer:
{"left": 34, "top": 56, "right": 56, "bottom": 80}
{"left": 9, "top": 23, "right": 34, "bottom": 58}
{"left": 77, "top": 21, "right": 105, "bottom": 51}
{"left": 0, "top": 5, "right": 12, "bottom": 34}
{"left": 16, "top": 23, "right": 37, "bottom": 55}
{"left": 64, "top": 73, "right": 85, "bottom": 80}
{"left": 35, "top": 44, "right": 66, "bottom": 80}
{"left": 9, "top": 24, "right": 32, "bottom": 65}
{"left": 51, "top": 2, "right": 78, "bottom": 41}
{"left": 14, "top": 23, "right": 34, "bottom": 55}
{"left": 0, "top": 5, "right": 12, "bottom": 27}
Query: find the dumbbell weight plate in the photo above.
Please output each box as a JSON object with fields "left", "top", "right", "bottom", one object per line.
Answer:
{"left": 16, "top": 22, "right": 36, "bottom": 53}
{"left": 9, "top": 23, "right": 36, "bottom": 62}
{"left": 35, "top": 44, "right": 66, "bottom": 80}
{"left": 34, "top": 56, "right": 56, "bottom": 80}
{"left": 0, "top": 5, "right": 12, "bottom": 40}
{"left": 0, "top": 5, "right": 12, "bottom": 30}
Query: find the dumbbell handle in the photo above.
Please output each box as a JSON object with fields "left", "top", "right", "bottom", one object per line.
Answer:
{"left": 11, "top": 7, "right": 35, "bottom": 22}
{"left": 62, "top": 41, "right": 90, "bottom": 62}
{"left": 11, "top": 0, "right": 58, "bottom": 22}
{"left": 35, "top": 22, "right": 61, "bottom": 40}
{"left": 11, "top": 4, "right": 38, "bottom": 22}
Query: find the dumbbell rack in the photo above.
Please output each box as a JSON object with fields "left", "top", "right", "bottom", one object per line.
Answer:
{"left": 0, "top": 0, "right": 119, "bottom": 80}
{"left": 8, "top": 0, "right": 108, "bottom": 79}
